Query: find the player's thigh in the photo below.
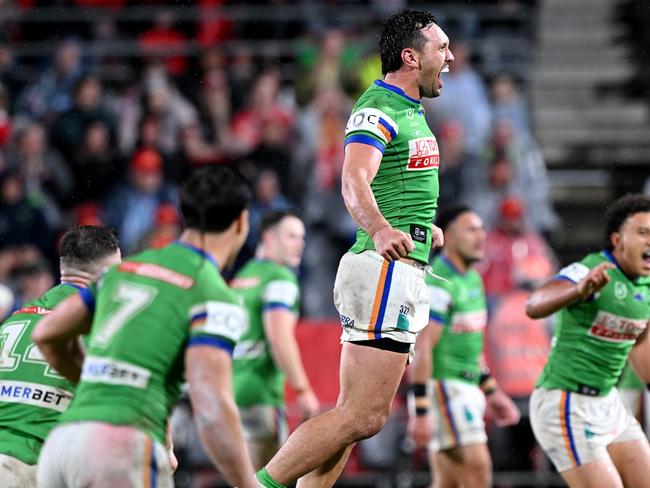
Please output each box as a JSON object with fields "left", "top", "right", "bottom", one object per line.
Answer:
{"left": 608, "top": 439, "right": 650, "bottom": 488}
{"left": 336, "top": 342, "right": 408, "bottom": 426}
{"left": 561, "top": 456, "right": 623, "bottom": 488}
{"left": 0, "top": 453, "right": 37, "bottom": 488}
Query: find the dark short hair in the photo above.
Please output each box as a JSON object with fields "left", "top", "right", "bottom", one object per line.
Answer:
{"left": 260, "top": 209, "right": 302, "bottom": 235}
{"left": 59, "top": 226, "right": 119, "bottom": 271}
{"left": 604, "top": 194, "right": 650, "bottom": 251}
{"left": 180, "top": 166, "right": 252, "bottom": 232}
{"left": 379, "top": 9, "right": 438, "bottom": 75}
{"left": 435, "top": 204, "right": 473, "bottom": 232}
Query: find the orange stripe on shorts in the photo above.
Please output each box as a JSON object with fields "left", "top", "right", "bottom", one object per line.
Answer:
{"left": 367, "top": 260, "right": 389, "bottom": 339}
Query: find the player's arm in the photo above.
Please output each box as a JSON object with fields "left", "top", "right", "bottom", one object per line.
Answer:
{"left": 32, "top": 292, "right": 94, "bottom": 382}
{"left": 406, "top": 314, "right": 444, "bottom": 449}
{"left": 264, "top": 308, "right": 319, "bottom": 420}
{"left": 186, "top": 345, "right": 256, "bottom": 488}
{"left": 628, "top": 325, "right": 650, "bottom": 383}
{"left": 341, "top": 143, "right": 414, "bottom": 261}
{"left": 478, "top": 355, "right": 520, "bottom": 427}
{"left": 526, "top": 262, "right": 615, "bottom": 319}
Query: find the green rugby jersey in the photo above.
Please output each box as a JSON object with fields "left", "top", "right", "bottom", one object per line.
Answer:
{"left": 427, "top": 255, "right": 487, "bottom": 384}
{"left": 345, "top": 80, "right": 440, "bottom": 263}
{"left": 60, "top": 241, "right": 247, "bottom": 444}
{"left": 231, "top": 259, "right": 300, "bottom": 408}
{"left": 0, "top": 284, "right": 79, "bottom": 464}
{"left": 618, "top": 362, "right": 644, "bottom": 390}
{"left": 536, "top": 251, "right": 650, "bottom": 396}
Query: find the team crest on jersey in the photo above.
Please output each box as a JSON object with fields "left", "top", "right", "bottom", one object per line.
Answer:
{"left": 407, "top": 137, "right": 439, "bottom": 171}
{"left": 588, "top": 310, "right": 646, "bottom": 343}
{"left": 614, "top": 281, "right": 627, "bottom": 300}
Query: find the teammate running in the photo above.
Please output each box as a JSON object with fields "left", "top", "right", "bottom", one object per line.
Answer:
{"left": 33, "top": 166, "right": 257, "bottom": 488}
{"left": 408, "top": 205, "right": 520, "bottom": 488}
{"left": 231, "top": 210, "right": 319, "bottom": 468}
{"left": 527, "top": 194, "right": 650, "bottom": 488}
{"left": 0, "top": 226, "right": 120, "bottom": 487}
{"left": 257, "top": 9, "right": 452, "bottom": 488}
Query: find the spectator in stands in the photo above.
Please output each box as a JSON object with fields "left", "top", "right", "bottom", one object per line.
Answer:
{"left": 245, "top": 169, "right": 293, "bottom": 256}
{"left": 15, "top": 38, "right": 84, "bottom": 122}
{"left": 231, "top": 68, "right": 293, "bottom": 155}
{"left": 424, "top": 40, "right": 492, "bottom": 155}
{"left": 295, "top": 29, "right": 361, "bottom": 106}
{"left": 482, "top": 119, "right": 559, "bottom": 234}
{"left": 195, "top": 0, "right": 232, "bottom": 48}
{"left": 50, "top": 75, "right": 116, "bottom": 164}
{"left": 0, "top": 85, "right": 13, "bottom": 147}
{"left": 70, "top": 120, "right": 117, "bottom": 203}
{"left": 476, "top": 197, "right": 556, "bottom": 305}
{"left": 0, "top": 169, "right": 53, "bottom": 260}
{"left": 139, "top": 9, "right": 188, "bottom": 78}
{"left": 13, "top": 257, "right": 54, "bottom": 305}
{"left": 490, "top": 73, "right": 532, "bottom": 145}
{"left": 117, "top": 69, "right": 198, "bottom": 160}
{"left": 136, "top": 202, "right": 181, "bottom": 251}
{"left": 6, "top": 122, "right": 72, "bottom": 229}
{"left": 103, "top": 148, "right": 177, "bottom": 254}
{"left": 183, "top": 67, "right": 244, "bottom": 168}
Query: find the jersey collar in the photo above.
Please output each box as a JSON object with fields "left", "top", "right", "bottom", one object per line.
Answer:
{"left": 601, "top": 249, "right": 637, "bottom": 284}
{"left": 374, "top": 80, "right": 421, "bottom": 105}
{"left": 440, "top": 254, "right": 466, "bottom": 276}
{"left": 173, "top": 240, "right": 219, "bottom": 270}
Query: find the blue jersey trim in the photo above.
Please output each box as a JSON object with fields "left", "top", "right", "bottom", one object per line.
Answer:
{"left": 172, "top": 241, "right": 219, "bottom": 270}
{"left": 61, "top": 282, "right": 84, "bottom": 292}
{"left": 378, "top": 116, "right": 397, "bottom": 139}
{"left": 150, "top": 440, "right": 157, "bottom": 487}
{"left": 440, "top": 254, "right": 466, "bottom": 276}
{"left": 553, "top": 275, "right": 577, "bottom": 284}
{"left": 374, "top": 79, "right": 421, "bottom": 105}
{"left": 263, "top": 303, "right": 293, "bottom": 311}
{"left": 77, "top": 287, "right": 95, "bottom": 313}
{"left": 345, "top": 134, "right": 386, "bottom": 154}
{"left": 187, "top": 336, "right": 234, "bottom": 355}
{"left": 429, "top": 312, "right": 446, "bottom": 325}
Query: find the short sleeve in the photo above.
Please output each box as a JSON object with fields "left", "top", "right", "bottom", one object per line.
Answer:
{"left": 262, "top": 280, "right": 300, "bottom": 313}
{"left": 428, "top": 285, "right": 452, "bottom": 325}
{"left": 555, "top": 262, "right": 590, "bottom": 284}
{"left": 344, "top": 106, "right": 398, "bottom": 154}
{"left": 187, "top": 300, "right": 247, "bottom": 355}
{"left": 78, "top": 282, "right": 98, "bottom": 313}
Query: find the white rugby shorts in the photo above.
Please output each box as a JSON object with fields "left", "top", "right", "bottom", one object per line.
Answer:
{"left": 428, "top": 379, "right": 487, "bottom": 452}
{"left": 530, "top": 388, "right": 646, "bottom": 472}
{"left": 334, "top": 251, "right": 429, "bottom": 347}
{"left": 38, "top": 422, "right": 173, "bottom": 488}
{"left": 0, "top": 452, "right": 37, "bottom": 487}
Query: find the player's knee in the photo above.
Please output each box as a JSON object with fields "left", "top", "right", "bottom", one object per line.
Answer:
{"left": 349, "top": 410, "right": 389, "bottom": 441}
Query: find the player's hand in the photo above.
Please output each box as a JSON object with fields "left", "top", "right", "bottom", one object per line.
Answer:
{"left": 485, "top": 390, "right": 520, "bottom": 427}
{"left": 431, "top": 224, "right": 444, "bottom": 249}
{"left": 297, "top": 388, "right": 320, "bottom": 422}
{"left": 576, "top": 262, "right": 615, "bottom": 300}
{"left": 407, "top": 414, "right": 433, "bottom": 449}
{"left": 372, "top": 225, "right": 415, "bottom": 261}
{"left": 169, "top": 447, "right": 179, "bottom": 472}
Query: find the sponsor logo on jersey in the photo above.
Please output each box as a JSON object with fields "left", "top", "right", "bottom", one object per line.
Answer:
{"left": 410, "top": 224, "right": 427, "bottom": 243}
{"left": 189, "top": 301, "right": 247, "bottom": 343}
{"left": 119, "top": 262, "right": 195, "bottom": 289}
{"left": 588, "top": 311, "right": 647, "bottom": 343}
{"left": 81, "top": 356, "right": 151, "bottom": 389}
{"left": 407, "top": 137, "right": 439, "bottom": 171}
{"left": 0, "top": 380, "right": 72, "bottom": 412}
{"left": 11, "top": 306, "right": 51, "bottom": 317}
{"left": 345, "top": 108, "right": 398, "bottom": 144}
{"left": 233, "top": 340, "right": 266, "bottom": 360}
{"left": 450, "top": 310, "right": 487, "bottom": 333}
{"left": 230, "top": 277, "right": 261, "bottom": 289}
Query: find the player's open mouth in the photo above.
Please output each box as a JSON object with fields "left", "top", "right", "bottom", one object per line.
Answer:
{"left": 437, "top": 64, "right": 449, "bottom": 88}
{"left": 643, "top": 250, "right": 650, "bottom": 267}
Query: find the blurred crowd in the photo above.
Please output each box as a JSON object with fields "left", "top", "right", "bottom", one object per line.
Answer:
{"left": 0, "top": 1, "right": 566, "bottom": 484}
